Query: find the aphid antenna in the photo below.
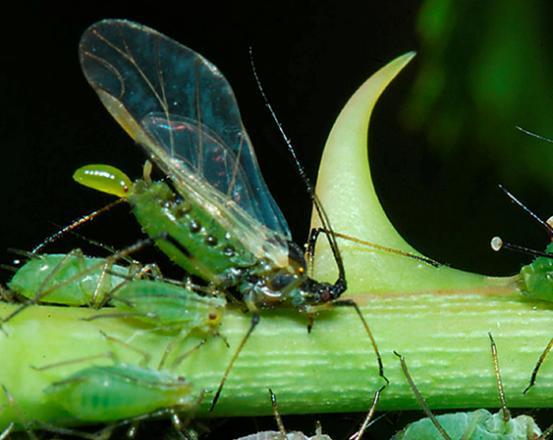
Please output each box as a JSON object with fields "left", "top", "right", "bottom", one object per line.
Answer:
{"left": 248, "top": 48, "right": 346, "bottom": 288}
{"left": 268, "top": 388, "right": 287, "bottom": 439}
{"left": 516, "top": 126, "right": 553, "bottom": 144}
{"left": 350, "top": 414, "right": 387, "bottom": 440}
{"left": 31, "top": 198, "right": 125, "bottom": 254}
{"left": 523, "top": 337, "right": 553, "bottom": 394}
{"left": 488, "top": 333, "right": 510, "bottom": 423}
{"left": 498, "top": 184, "right": 553, "bottom": 239}
{"left": 393, "top": 351, "right": 452, "bottom": 440}
{"left": 490, "top": 236, "right": 553, "bottom": 259}
{"left": 64, "top": 229, "right": 139, "bottom": 266}
{"left": 308, "top": 227, "right": 440, "bottom": 268}
{"left": 349, "top": 385, "right": 384, "bottom": 440}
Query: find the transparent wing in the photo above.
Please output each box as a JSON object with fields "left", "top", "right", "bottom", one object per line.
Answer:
{"left": 78, "top": 19, "right": 292, "bottom": 249}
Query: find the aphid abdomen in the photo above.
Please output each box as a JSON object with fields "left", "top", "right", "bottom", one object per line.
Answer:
{"left": 130, "top": 180, "right": 256, "bottom": 283}
{"left": 8, "top": 253, "right": 129, "bottom": 306}
{"left": 44, "top": 365, "right": 193, "bottom": 422}
{"left": 110, "top": 279, "right": 226, "bottom": 330}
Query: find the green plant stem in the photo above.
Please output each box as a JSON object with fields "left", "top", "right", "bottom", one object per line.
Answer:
{"left": 1, "top": 284, "right": 552, "bottom": 428}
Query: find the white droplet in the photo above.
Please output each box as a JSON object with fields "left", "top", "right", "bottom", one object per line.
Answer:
{"left": 491, "top": 236, "right": 503, "bottom": 252}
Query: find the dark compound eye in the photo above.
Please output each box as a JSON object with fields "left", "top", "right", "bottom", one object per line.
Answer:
{"left": 269, "top": 273, "right": 295, "bottom": 291}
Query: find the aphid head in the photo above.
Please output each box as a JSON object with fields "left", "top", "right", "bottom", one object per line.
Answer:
{"left": 205, "top": 297, "right": 226, "bottom": 330}
{"left": 73, "top": 164, "right": 133, "bottom": 199}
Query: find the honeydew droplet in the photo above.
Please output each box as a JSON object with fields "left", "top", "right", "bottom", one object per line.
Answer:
{"left": 73, "top": 164, "right": 133, "bottom": 198}
{"left": 491, "top": 236, "right": 504, "bottom": 252}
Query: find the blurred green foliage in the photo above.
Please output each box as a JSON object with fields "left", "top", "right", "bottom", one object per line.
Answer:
{"left": 403, "top": 0, "right": 553, "bottom": 191}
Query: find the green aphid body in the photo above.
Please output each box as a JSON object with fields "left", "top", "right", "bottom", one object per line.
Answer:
{"left": 127, "top": 178, "right": 316, "bottom": 311}
{"left": 8, "top": 253, "right": 130, "bottom": 306}
{"left": 44, "top": 364, "right": 194, "bottom": 422}
{"left": 129, "top": 179, "right": 257, "bottom": 284}
{"left": 9, "top": 254, "right": 226, "bottom": 335}
{"left": 393, "top": 409, "right": 542, "bottom": 440}
{"left": 519, "top": 243, "right": 553, "bottom": 302}
{"left": 111, "top": 279, "right": 225, "bottom": 332}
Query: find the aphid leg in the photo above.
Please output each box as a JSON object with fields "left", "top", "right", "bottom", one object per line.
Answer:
{"left": 306, "top": 227, "right": 325, "bottom": 276}
{"left": 0, "top": 285, "right": 15, "bottom": 303}
{"left": 393, "top": 351, "right": 452, "bottom": 440}
{"left": 349, "top": 386, "right": 382, "bottom": 440}
{"left": 332, "top": 299, "right": 388, "bottom": 386}
{"left": 108, "top": 390, "right": 205, "bottom": 440}
{"left": 171, "top": 339, "right": 208, "bottom": 370}
{"left": 213, "top": 331, "right": 230, "bottom": 348}
{"left": 268, "top": 388, "right": 287, "bottom": 440}
{"left": 524, "top": 336, "right": 553, "bottom": 394}
{"left": 99, "top": 330, "right": 151, "bottom": 367}
{"left": 31, "top": 352, "right": 115, "bottom": 372}
{"left": 209, "top": 313, "right": 260, "bottom": 411}
{"left": 306, "top": 313, "right": 315, "bottom": 333}
{"left": 158, "top": 328, "right": 193, "bottom": 370}
{"left": 174, "top": 389, "right": 206, "bottom": 434}
{"left": 33, "top": 422, "right": 114, "bottom": 440}
{"left": 488, "top": 333, "right": 510, "bottom": 422}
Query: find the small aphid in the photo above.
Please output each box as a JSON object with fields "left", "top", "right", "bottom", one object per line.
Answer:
{"left": 392, "top": 334, "right": 543, "bottom": 440}
{"left": 7, "top": 251, "right": 134, "bottom": 307}
{"left": 44, "top": 364, "right": 195, "bottom": 423}
{"left": 90, "top": 278, "right": 227, "bottom": 368}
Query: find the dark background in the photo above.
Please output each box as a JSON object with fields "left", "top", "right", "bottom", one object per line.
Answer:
{"left": 3, "top": 2, "right": 552, "bottom": 278}
{"left": 2, "top": 1, "right": 553, "bottom": 438}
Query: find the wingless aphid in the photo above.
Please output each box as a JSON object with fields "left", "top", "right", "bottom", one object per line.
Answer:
{"left": 392, "top": 334, "right": 544, "bottom": 440}
{"left": 490, "top": 185, "right": 553, "bottom": 394}
{"left": 73, "top": 19, "right": 388, "bottom": 409}
{"left": 43, "top": 364, "right": 196, "bottom": 428}
{"left": 7, "top": 251, "right": 137, "bottom": 307}
{"left": 8, "top": 252, "right": 226, "bottom": 368}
